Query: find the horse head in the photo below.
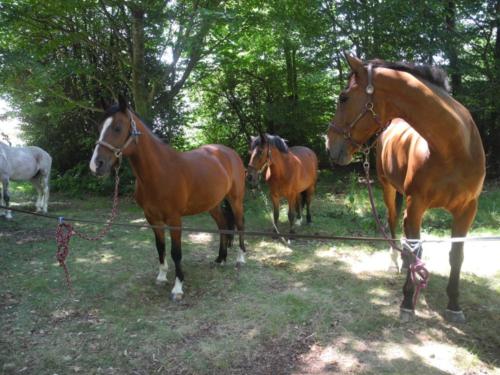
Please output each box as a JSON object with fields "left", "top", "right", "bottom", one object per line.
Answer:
{"left": 326, "top": 53, "right": 387, "bottom": 166}
{"left": 246, "top": 133, "right": 271, "bottom": 188}
{"left": 90, "top": 95, "right": 141, "bottom": 176}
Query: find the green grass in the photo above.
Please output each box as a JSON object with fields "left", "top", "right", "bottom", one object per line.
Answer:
{"left": 1, "top": 171, "right": 499, "bottom": 374}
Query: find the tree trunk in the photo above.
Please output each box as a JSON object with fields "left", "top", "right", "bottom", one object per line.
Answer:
{"left": 130, "top": 5, "right": 151, "bottom": 122}
{"left": 445, "top": 0, "right": 461, "bottom": 95}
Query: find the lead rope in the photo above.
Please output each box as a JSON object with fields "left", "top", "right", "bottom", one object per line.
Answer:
{"left": 55, "top": 163, "right": 121, "bottom": 290}
{"left": 362, "top": 148, "right": 429, "bottom": 307}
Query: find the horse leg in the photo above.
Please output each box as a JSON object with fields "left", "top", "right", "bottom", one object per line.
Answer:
{"left": 305, "top": 186, "right": 314, "bottom": 224}
{"left": 382, "top": 184, "right": 401, "bottom": 272}
{"left": 40, "top": 173, "right": 50, "bottom": 213}
{"left": 295, "top": 194, "right": 302, "bottom": 225}
{"left": 400, "top": 196, "right": 425, "bottom": 321}
{"left": 270, "top": 193, "right": 280, "bottom": 233}
{"left": 209, "top": 205, "right": 229, "bottom": 265}
{"left": 31, "top": 177, "right": 43, "bottom": 212}
{"left": 153, "top": 227, "right": 168, "bottom": 284}
{"left": 444, "top": 199, "right": 478, "bottom": 323}
{"left": 169, "top": 219, "right": 184, "bottom": 301}
{"left": 227, "top": 196, "right": 246, "bottom": 266}
{"left": 286, "top": 194, "right": 298, "bottom": 234}
{"left": 1, "top": 178, "right": 11, "bottom": 219}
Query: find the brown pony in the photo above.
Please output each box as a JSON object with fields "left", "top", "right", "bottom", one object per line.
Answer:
{"left": 247, "top": 134, "right": 318, "bottom": 234}
{"left": 89, "top": 96, "right": 246, "bottom": 300}
{"left": 326, "top": 54, "right": 485, "bottom": 323}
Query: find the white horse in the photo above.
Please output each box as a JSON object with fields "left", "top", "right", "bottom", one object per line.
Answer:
{"left": 0, "top": 141, "right": 52, "bottom": 219}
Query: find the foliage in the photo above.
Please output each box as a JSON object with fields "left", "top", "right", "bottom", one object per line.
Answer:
{"left": 1, "top": 0, "right": 500, "bottom": 180}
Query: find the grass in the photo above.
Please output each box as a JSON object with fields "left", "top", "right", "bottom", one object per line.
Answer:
{"left": 1, "top": 169, "right": 499, "bottom": 374}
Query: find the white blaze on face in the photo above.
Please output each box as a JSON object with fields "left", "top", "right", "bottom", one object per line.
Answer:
{"left": 89, "top": 117, "right": 113, "bottom": 173}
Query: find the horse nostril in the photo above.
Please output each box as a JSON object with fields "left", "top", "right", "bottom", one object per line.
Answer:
{"left": 97, "top": 159, "right": 104, "bottom": 169}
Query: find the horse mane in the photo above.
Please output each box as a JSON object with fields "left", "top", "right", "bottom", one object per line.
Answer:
{"left": 366, "top": 59, "right": 451, "bottom": 92}
{"left": 251, "top": 134, "right": 289, "bottom": 153}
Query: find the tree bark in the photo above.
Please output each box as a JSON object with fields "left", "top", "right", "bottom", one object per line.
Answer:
{"left": 130, "top": 5, "right": 151, "bottom": 122}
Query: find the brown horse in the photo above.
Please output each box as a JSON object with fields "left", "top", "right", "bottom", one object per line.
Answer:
{"left": 247, "top": 134, "right": 318, "bottom": 234}
{"left": 89, "top": 96, "right": 246, "bottom": 300}
{"left": 326, "top": 54, "right": 485, "bottom": 323}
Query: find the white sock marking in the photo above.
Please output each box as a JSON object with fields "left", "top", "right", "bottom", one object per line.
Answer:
{"left": 156, "top": 262, "right": 168, "bottom": 282}
{"left": 171, "top": 277, "right": 183, "bottom": 295}
{"left": 237, "top": 249, "right": 246, "bottom": 264}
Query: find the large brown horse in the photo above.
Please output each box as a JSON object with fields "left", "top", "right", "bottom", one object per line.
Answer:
{"left": 247, "top": 134, "right": 318, "bottom": 234}
{"left": 326, "top": 54, "right": 485, "bottom": 323}
{"left": 89, "top": 96, "right": 246, "bottom": 300}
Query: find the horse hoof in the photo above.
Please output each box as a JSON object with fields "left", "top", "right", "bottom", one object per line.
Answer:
{"left": 399, "top": 308, "right": 416, "bottom": 322}
{"left": 171, "top": 292, "right": 183, "bottom": 302}
{"left": 444, "top": 309, "right": 466, "bottom": 323}
{"left": 155, "top": 278, "right": 167, "bottom": 285}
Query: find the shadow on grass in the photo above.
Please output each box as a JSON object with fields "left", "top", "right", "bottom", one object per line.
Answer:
{"left": 1, "top": 179, "right": 499, "bottom": 374}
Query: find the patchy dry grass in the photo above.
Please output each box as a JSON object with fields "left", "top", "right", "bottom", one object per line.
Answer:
{"left": 1, "top": 170, "right": 499, "bottom": 374}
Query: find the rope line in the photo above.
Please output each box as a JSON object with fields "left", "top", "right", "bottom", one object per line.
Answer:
{"left": 2, "top": 204, "right": 500, "bottom": 244}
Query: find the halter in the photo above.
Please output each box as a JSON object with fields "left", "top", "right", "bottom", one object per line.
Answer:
{"left": 329, "top": 63, "right": 389, "bottom": 150}
{"left": 96, "top": 110, "right": 142, "bottom": 161}
{"left": 248, "top": 142, "right": 273, "bottom": 175}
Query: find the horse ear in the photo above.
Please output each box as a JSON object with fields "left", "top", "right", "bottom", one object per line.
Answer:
{"left": 118, "top": 94, "right": 128, "bottom": 113}
{"left": 344, "top": 52, "right": 364, "bottom": 76}
{"left": 259, "top": 132, "right": 266, "bottom": 144}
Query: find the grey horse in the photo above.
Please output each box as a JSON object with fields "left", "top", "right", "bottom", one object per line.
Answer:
{"left": 0, "top": 141, "right": 52, "bottom": 219}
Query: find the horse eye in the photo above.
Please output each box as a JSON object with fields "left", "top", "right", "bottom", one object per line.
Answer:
{"left": 339, "top": 93, "right": 348, "bottom": 104}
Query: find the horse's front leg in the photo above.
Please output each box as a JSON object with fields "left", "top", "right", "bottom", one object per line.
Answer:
{"left": 169, "top": 219, "right": 184, "bottom": 301}
{"left": 400, "top": 197, "right": 425, "bottom": 322}
{"left": 152, "top": 227, "right": 168, "bottom": 284}
{"left": 286, "top": 194, "right": 298, "bottom": 234}
{"left": 445, "top": 200, "right": 478, "bottom": 323}
{"left": 270, "top": 193, "right": 280, "bottom": 233}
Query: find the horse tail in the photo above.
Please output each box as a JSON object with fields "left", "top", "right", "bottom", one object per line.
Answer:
{"left": 222, "top": 199, "right": 235, "bottom": 247}
{"left": 395, "top": 191, "right": 404, "bottom": 219}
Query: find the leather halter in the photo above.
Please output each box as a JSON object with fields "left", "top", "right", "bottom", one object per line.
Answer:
{"left": 329, "top": 63, "right": 388, "bottom": 149}
{"left": 96, "top": 110, "right": 142, "bottom": 160}
{"left": 248, "top": 142, "right": 272, "bottom": 175}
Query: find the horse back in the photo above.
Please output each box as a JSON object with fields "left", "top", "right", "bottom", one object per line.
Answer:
{"left": 288, "top": 146, "right": 318, "bottom": 188}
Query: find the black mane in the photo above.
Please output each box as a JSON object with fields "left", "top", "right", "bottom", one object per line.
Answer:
{"left": 251, "top": 134, "right": 289, "bottom": 153}
{"left": 367, "top": 59, "right": 451, "bottom": 92}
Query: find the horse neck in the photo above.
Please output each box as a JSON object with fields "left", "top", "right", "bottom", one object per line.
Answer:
{"left": 268, "top": 147, "right": 288, "bottom": 180}
{"left": 376, "top": 69, "right": 476, "bottom": 157}
{"left": 127, "top": 120, "right": 178, "bottom": 185}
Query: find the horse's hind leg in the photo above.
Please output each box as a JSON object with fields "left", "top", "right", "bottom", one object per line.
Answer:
{"left": 40, "top": 173, "right": 50, "bottom": 213}
{"left": 445, "top": 200, "right": 478, "bottom": 323}
{"left": 31, "top": 177, "right": 43, "bottom": 212}
{"left": 304, "top": 186, "right": 315, "bottom": 224}
{"left": 1, "top": 178, "right": 11, "bottom": 219}
{"left": 209, "top": 205, "right": 229, "bottom": 264}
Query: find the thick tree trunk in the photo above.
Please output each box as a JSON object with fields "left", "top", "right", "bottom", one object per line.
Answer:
{"left": 130, "top": 6, "right": 151, "bottom": 122}
{"left": 445, "top": 0, "right": 462, "bottom": 95}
